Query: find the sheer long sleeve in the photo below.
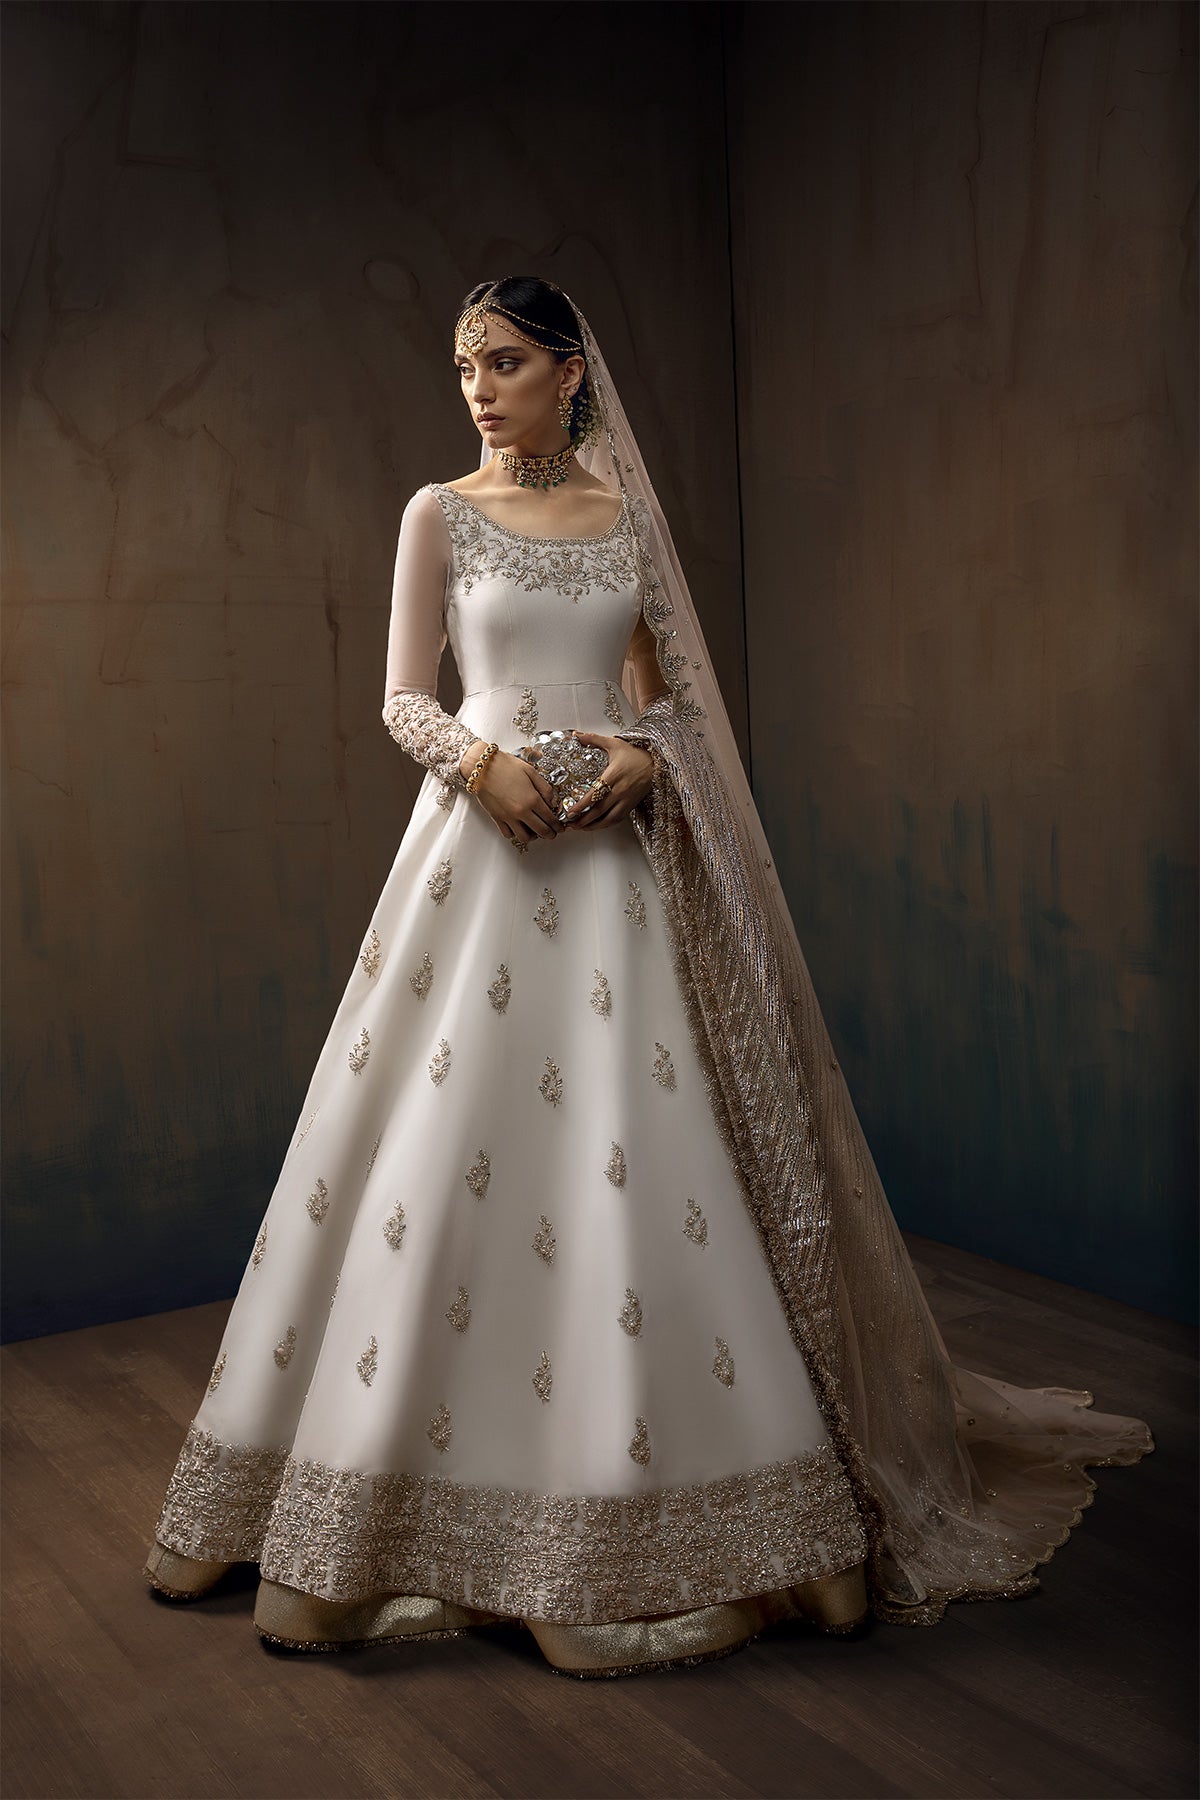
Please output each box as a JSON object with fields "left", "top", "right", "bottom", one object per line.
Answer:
{"left": 381, "top": 489, "right": 480, "bottom": 788}
{"left": 621, "top": 609, "right": 671, "bottom": 716}
{"left": 612, "top": 607, "right": 671, "bottom": 804}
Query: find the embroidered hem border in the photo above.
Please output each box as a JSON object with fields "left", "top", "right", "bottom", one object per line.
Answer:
{"left": 154, "top": 1425, "right": 869, "bottom": 1623}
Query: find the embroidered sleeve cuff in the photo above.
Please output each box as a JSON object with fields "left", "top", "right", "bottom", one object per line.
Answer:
{"left": 382, "top": 691, "right": 478, "bottom": 789}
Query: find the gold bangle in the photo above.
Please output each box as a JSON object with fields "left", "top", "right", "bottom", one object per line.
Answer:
{"left": 465, "top": 741, "right": 499, "bottom": 794}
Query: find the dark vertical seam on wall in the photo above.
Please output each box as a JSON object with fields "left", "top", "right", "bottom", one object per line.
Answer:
{"left": 719, "top": 1, "right": 753, "bottom": 791}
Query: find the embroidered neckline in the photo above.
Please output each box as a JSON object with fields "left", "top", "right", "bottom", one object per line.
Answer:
{"left": 428, "top": 482, "right": 626, "bottom": 546}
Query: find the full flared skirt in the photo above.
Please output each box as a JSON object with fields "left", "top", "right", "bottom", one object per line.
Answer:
{"left": 148, "top": 735, "right": 870, "bottom": 1655}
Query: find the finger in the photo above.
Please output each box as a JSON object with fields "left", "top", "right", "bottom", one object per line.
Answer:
{"left": 525, "top": 793, "right": 564, "bottom": 832}
{"left": 573, "top": 794, "right": 619, "bottom": 828}
{"left": 529, "top": 795, "right": 564, "bottom": 830}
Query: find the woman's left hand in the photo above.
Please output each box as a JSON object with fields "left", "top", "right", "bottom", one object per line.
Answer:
{"left": 560, "top": 732, "right": 656, "bottom": 829}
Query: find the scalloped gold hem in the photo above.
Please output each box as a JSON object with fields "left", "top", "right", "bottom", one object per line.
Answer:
{"left": 866, "top": 1438, "right": 1156, "bottom": 1627}
{"left": 544, "top": 1636, "right": 756, "bottom": 1680}
{"left": 145, "top": 1571, "right": 216, "bottom": 1603}
{"left": 143, "top": 1542, "right": 237, "bottom": 1601}
{"left": 255, "top": 1622, "right": 478, "bottom": 1655}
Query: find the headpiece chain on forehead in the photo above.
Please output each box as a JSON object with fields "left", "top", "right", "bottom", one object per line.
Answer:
{"left": 454, "top": 284, "right": 585, "bottom": 358}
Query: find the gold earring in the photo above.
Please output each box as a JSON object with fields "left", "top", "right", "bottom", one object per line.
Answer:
{"left": 558, "top": 391, "right": 573, "bottom": 432}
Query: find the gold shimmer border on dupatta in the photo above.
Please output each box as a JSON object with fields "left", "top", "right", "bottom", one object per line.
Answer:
{"left": 153, "top": 1424, "right": 868, "bottom": 1624}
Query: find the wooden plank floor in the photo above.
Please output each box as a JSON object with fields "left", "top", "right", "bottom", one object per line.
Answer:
{"left": 2, "top": 1233, "right": 1194, "bottom": 1800}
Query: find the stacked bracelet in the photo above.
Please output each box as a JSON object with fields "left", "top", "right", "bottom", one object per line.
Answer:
{"left": 464, "top": 741, "right": 499, "bottom": 795}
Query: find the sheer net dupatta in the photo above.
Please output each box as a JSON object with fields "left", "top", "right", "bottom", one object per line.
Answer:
{"left": 527, "top": 285, "right": 1155, "bottom": 1628}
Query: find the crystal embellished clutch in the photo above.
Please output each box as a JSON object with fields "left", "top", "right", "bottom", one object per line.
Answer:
{"left": 513, "top": 729, "right": 611, "bottom": 816}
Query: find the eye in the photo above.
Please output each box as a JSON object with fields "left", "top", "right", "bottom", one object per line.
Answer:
{"left": 494, "top": 358, "right": 519, "bottom": 372}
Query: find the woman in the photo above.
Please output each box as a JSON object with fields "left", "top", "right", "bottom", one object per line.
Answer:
{"left": 144, "top": 276, "right": 1155, "bottom": 1678}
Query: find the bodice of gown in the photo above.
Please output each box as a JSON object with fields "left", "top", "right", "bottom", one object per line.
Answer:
{"left": 381, "top": 483, "right": 659, "bottom": 785}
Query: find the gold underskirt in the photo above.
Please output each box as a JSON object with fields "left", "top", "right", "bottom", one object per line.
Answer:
{"left": 144, "top": 1541, "right": 870, "bottom": 1676}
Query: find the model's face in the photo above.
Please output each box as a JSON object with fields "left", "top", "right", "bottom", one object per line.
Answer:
{"left": 453, "top": 314, "right": 583, "bottom": 457}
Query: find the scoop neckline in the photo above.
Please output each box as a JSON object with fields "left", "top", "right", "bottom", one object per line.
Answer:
{"left": 429, "top": 482, "right": 626, "bottom": 545}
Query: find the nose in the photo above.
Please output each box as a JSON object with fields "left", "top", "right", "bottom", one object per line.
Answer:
{"left": 469, "top": 375, "right": 496, "bottom": 408}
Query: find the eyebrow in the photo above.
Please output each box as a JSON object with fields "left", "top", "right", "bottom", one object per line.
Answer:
{"left": 453, "top": 344, "right": 526, "bottom": 362}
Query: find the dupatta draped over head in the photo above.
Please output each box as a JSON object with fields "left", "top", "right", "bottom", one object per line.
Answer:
{"left": 477, "top": 281, "right": 1154, "bottom": 1626}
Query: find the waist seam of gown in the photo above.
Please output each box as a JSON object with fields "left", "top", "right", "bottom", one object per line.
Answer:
{"left": 461, "top": 679, "right": 620, "bottom": 699}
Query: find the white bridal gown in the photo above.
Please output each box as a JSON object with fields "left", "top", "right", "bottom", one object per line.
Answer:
{"left": 145, "top": 482, "right": 871, "bottom": 1670}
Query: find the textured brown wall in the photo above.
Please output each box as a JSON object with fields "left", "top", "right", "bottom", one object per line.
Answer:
{"left": 1, "top": 1, "right": 744, "bottom": 1339}
{"left": 729, "top": 1, "right": 1197, "bottom": 1318}
{"left": 5, "top": 1, "right": 1195, "bottom": 1341}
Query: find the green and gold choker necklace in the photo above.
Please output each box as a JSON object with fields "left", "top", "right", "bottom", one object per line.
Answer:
{"left": 495, "top": 443, "right": 577, "bottom": 490}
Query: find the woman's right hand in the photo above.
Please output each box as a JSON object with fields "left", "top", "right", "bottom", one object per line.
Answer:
{"left": 460, "top": 741, "right": 564, "bottom": 845}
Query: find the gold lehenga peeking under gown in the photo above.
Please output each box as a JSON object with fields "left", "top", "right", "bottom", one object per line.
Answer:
{"left": 144, "top": 476, "right": 1154, "bottom": 1678}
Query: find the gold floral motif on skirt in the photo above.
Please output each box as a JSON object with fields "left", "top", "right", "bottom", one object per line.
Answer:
{"left": 534, "top": 886, "right": 560, "bottom": 937}
{"left": 683, "top": 1197, "right": 708, "bottom": 1247}
{"left": 426, "top": 1404, "right": 452, "bottom": 1452}
{"left": 538, "top": 1056, "right": 563, "bottom": 1106}
{"left": 712, "top": 1337, "right": 736, "bottom": 1387}
{"left": 532, "top": 1350, "right": 553, "bottom": 1403}
{"left": 487, "top": 964, "right": 511, "bottom": 1012}
{"left": 618, "top": 1289, "right": 643, "bottom": 1337}
{"left": 427, "top": 859, "right": 453, "bottom": 905}
{"left": 306, "top": 1178, "right": 330, "bottom": 1226}
{"left": 628, "top": 1417, "right": 651, "bottom": 1466}
{"left": 532, "top": 1214, "right": 557, "bottom": 1263}
{"left": 356, "top": 1335, "right": 378, "bottom": 1386}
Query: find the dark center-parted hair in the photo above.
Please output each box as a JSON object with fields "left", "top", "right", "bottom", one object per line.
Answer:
{"left": 458, "top": 276, "right": 592, "bottom": 445}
